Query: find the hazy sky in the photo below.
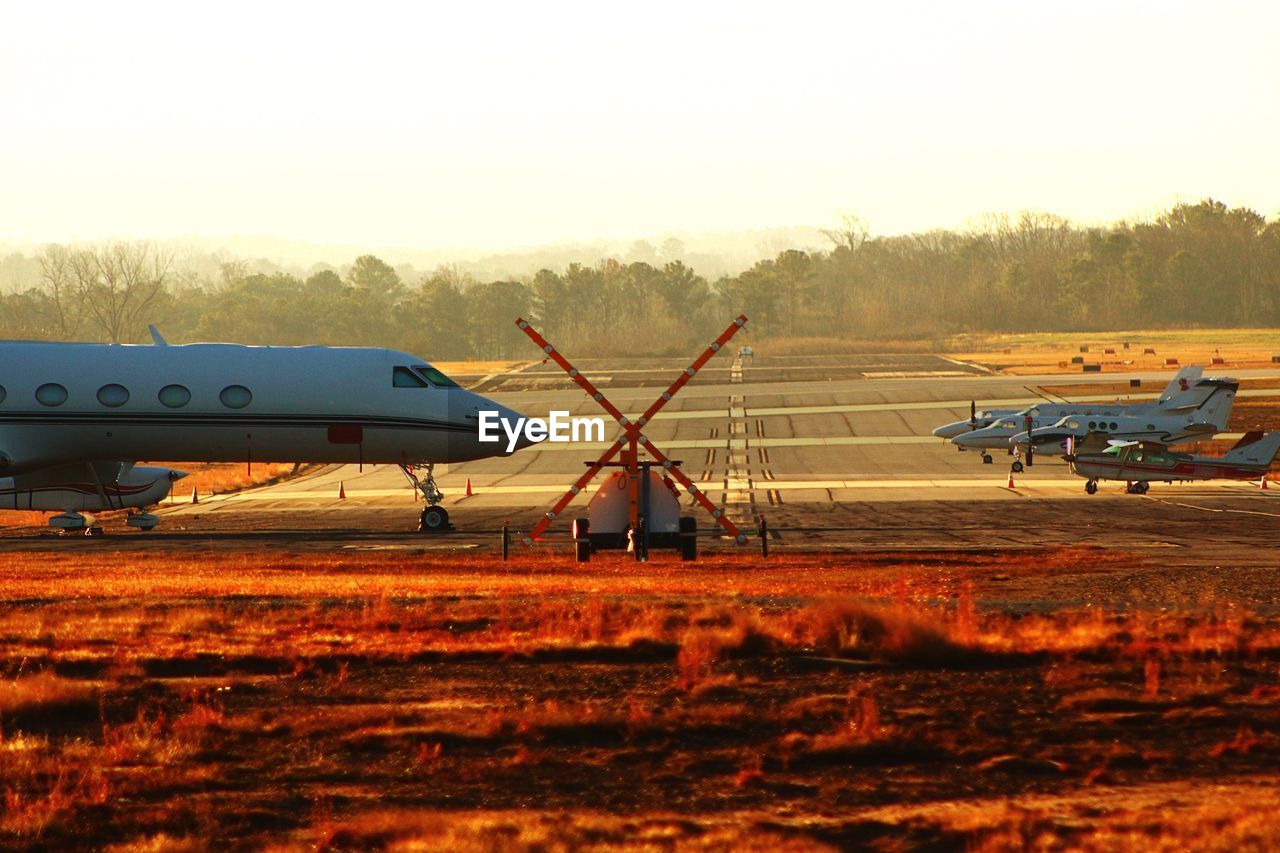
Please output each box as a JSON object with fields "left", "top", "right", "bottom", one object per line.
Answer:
{"left": 3, "top": 1, "right": 1278, "bottom": 249}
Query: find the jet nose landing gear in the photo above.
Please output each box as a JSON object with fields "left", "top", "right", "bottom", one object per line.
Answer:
{"left": 401, "top": 463, "right": 454, "bottom": 534}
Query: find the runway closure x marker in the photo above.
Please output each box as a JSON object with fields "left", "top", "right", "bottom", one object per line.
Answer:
{"left": 515, "top": 315, "right": 751, "bottom": 546}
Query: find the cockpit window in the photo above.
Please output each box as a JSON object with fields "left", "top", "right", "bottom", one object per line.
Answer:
{"left": 393, "top": 366, "right": 430, "bottom": 388}
{"left": 413, "top": 366, "right": 459, "bottom": 388}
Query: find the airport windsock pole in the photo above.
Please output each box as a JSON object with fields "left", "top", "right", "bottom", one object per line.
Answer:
{"left": 515, "top": 315, "right": 750, "bottom": 546}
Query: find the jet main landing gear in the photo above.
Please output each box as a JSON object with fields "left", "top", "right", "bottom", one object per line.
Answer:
{"left": 1125, "top": 481, "right": 1150, "bottom": 495}
{"left": 401, "top": 463, "right": 453, "bottom": 534}
{"left": 1011, "top": 461, "right": 1024, "bottom": 474}
{"left": 982, "top": 454, "right": 994, "bottom": 465}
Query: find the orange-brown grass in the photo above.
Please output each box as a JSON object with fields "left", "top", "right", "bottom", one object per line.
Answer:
{"left": 0, "top": 511, "right": 49, "bottom": 530}
{"left": 430, "top": 360, "right": 525, "bottom": 377}
{"left": 2, "top": 546, "right": 1279, "bottom": 848}
{"left": 0, "top": 545, "right": 1136, "bottom": 600}
{"left": 1045, "top": 377, "right": 1280, "bottom": 398}
{"left": 159, "top": 461, "right": 309, "bottom": 499}
{"left": 952, "top": 331, "right": 1280, "bottom": 375}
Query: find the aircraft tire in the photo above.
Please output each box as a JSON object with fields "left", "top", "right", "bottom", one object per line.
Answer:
{"left": 1136, "top": 481, "right": 1149, "bottom": 495}
{"left": 1085, "top": 480, "right": 1098, "bottom": 495}
{"left": 1011, "top": 461, "right": 1024, "bottom": 473}
{"left": 982, "top": 454, "right": 993, "bottom": 465}
{"left": 418, "top": 506, "right": 450, "bottom": 533}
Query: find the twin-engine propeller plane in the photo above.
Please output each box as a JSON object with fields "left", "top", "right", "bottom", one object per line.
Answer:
{"left": 932, "top": 366, "right": 1209, "bottom": 447}
{"left": 0, "top": 334, "right": 527, "bottom": 532}
{"left": 1007, "top": 378, "right": 1237, "bottom": 454}
{"left": 1066, "top": 431, "right": 1280, "bottom": 494}
{"left": 949, "top": 371, "right": 1237, "bottom": 470}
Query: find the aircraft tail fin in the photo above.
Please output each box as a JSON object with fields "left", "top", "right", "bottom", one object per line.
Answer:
{"left": 1192, "top": 384, "right": 1238, "bottom": 431}
{"left": 1222, "top": 431, "right": 1280, "bottom": 467}
{"left": 1155, "top": 366, "right": 1203, "bottom": 406}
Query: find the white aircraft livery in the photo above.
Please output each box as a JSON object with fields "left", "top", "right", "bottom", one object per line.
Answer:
{"left": 0, "top": 339, "right": 527, "bottom": 532}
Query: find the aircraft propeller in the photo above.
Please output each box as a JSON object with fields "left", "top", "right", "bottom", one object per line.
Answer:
{"left": 970, "top": 400, "right": 977, "bottom": 430}
{"left": 1024, "top": 412, "right": 1035, "bottom": 467}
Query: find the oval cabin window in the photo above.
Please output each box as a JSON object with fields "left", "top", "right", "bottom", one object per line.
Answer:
{"left": 97, "top": 384, "right": 130, "bottom": 407}
{"left": 220, "top": 385, "right": 252, "bottom": 409}
{"left": 158, "top": 384, "right": 191, "bottom": 408}
{"left": 36, "top": 383, "right": 68, "bottom": 407}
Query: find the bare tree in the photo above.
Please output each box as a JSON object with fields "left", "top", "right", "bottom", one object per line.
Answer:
{"left": 822, "top": 214, "right": 869, "bottom": 253}
{"left": 69, "top": 242, "right": 174, "bottom": 343}
{"left": 37, "top": 244, "right": 84, "bottom": 339}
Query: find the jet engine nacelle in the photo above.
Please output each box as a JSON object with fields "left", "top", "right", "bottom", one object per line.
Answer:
{"left": 0, "top": 466, "right": 186, "bottom": 512}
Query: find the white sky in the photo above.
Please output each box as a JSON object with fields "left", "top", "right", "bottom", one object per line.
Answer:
{"left": 2, "top": 1, "right": 1278, "bottom": 249}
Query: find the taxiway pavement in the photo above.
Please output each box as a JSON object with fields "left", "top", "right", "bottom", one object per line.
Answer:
{"left": 149, "top": 354, "right": 1280, "bottom": 552}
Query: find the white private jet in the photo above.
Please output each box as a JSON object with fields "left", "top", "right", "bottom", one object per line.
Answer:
{"left": 0, "top": 334, "right": 527, "bottom": 532}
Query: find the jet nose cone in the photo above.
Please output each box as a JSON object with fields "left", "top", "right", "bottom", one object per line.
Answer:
{"left": 469, "top": 391, "right": 535, "bottom": 456}
{"left": 169, "top": 469, "right": 188, "bottom": 481}
{"left": 501, "top": 405, "right": 537, "bottom": 453}
{"left": 951, "top": 430, "right": 980, "bottom": 448}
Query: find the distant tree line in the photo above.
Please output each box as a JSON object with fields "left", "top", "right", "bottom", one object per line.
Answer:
{"left": 3, "top": 199, "right": 1279, "bottom": 358}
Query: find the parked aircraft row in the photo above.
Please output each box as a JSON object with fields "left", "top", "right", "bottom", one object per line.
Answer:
{"left": 1, "top": 341, "right": 1274, "bottom": 533}
{"left": 934, "top": 364, "right": 1280, "bottom": 492}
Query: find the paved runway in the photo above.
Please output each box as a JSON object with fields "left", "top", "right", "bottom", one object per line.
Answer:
{"left": 155, "top": 353, "right": 1280, "bottom": 550}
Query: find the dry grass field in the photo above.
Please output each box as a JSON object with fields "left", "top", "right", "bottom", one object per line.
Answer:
{"left": 0, "top": 547, "right": 1278, "bottom": 850}
{"left": 953, "top": 329, "right": 1280, "bottom": 375}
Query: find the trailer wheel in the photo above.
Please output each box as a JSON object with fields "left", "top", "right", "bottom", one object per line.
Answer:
{"left": 679, "top": 516, "right": 697, "bottom": 561}
{"left": 572, "top": 517, "right": 591, "bottom": 563}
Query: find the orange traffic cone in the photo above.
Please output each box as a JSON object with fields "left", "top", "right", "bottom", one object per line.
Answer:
{"left": 338, "top": 482, "right": 346, "bottom": 500}
{"left": 191, "top": 488, "right": 199, "bottom": 504}
{"left": 1006, "top": 472, "right": 1015, "bottom": 489}
{"left": 1261, "top": 477, "right": 1269, "bottom": 491}
{"left": 465, "top": 478, "right": 473, "bottom": 497}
